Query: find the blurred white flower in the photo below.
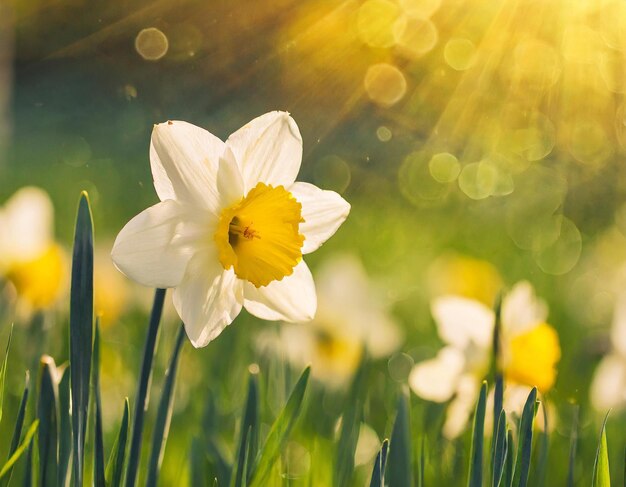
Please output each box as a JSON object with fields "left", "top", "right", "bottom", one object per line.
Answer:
{"left": 409, "top": 281, "right": 560, "bottom": 438}
{"left": 259, "top": 255, "right": 402, "bottom": 387}
{"left": 112, "top": 112, "right": 350, "bottom": 347}
{"left": 0, "top": 187, "right": 66, "bottom": 312}
{"left": 591, "top": 293, "right": 626, "bottom": 411}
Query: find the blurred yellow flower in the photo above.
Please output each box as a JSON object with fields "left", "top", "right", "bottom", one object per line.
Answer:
{"left": 428, "top": 254, "right": 503, "bottom": 307}
{"left": 259, "top": 255, "right": 403, "bottom": 388}
{"left": 0, "top": 187, "right": 66, "bottom": 313}
{"left": 409, "top": 281, "right": 560, "bottom": 438}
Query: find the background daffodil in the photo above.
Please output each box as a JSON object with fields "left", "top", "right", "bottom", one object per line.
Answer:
{"left": 112, "top": 111, "right": 350, "bottom": 347}
{"left": 0, "top": 187, "right": 67, "bottom": 314}
{"left": 591, "top": 292, "right": 626, "bottom": 411}
{"left": 258, "top": 255, "right": 403, "bottom": 387}
{"left": 409, "top": 280, "right": 561, "bottom": 438}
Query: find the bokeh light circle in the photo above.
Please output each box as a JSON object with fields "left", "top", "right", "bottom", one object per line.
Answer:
{"left": 428, "top": 152, "right": 460, "bottom": 183}
{"left": 364, "top": 63, "right": 407, "bottom": 107}
{"left": 444, "top": 38, "right": 476, "bottom": 70}
{"left": 394, "top": 17, "right": 438, "bottom": 59}
{"left": 135, "top": 27, "right": 169, "bottom": 61}
{"left": 313, "top": 155, "right": 352, "bottom": 194}
{"left": 357, "top": 0, "right": 402, "bottom": 48}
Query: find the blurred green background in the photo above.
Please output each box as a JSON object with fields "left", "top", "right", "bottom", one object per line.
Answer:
{"left": 2, "top": 0, "right": 626, "bottom": 484}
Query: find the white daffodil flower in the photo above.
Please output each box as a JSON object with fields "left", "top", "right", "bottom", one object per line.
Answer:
{"left": 260, "top": 255, "right": 402, "bottom": 387}
{"left": 409, "top": 281, "right": 560, "bottom": 438}
{"left": 0, "top": 187, "right": 66, "bottom": 311}
{"left": 591, "top": 294, "right": 626, "bottom": 411}
{"left": 112, "top": 112, "right": 350, "bottom": 347}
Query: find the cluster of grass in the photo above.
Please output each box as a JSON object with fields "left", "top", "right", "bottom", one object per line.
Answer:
{"left": 0, "top": 192, "right": 618, "bottom": 486}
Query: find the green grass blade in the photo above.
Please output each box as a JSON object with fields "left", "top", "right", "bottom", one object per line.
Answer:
{"left": 334, "top": 357, "right": 368, "bottom": 487}
{"left": 248, "top": 366, "right": 310, "bottom": 487}
{"left": 70, "top": 191, "right": 94, "bottom": 487}
{"left": 125, "top": 287, "right": 166, "bottom": 487}
{"left": 369, "top": 439, "right": 389, "bottom": 487}
{"left": 388, "top": 391, "right": 413, "bottom": 487}
{"left": 592, "top": 411, "right": 611, "bottom": 487}
{"left": 0, "top": 371, "right": 29, "bottom": 487}
{"left": 232, "top": 371, "right": 260, "bottom": 487}
{"left": 505, "top": 430, "right": 514, "bottom": 487}
{"left": 105, "top": 398, "right": 130, "bottom": 487}
{"left": 57, "top": 366, "right": 72, "bottom": 487}
{"left": 21, "top": 438, "right": 33, "bottom": 487}
{"left": 468, "top": 381, "right": 488, "bottom": 487}
{"left": 492, "top": 375, "right": 503, "bottom": 455}
{"left": 566, "top": 405, "right": 579, "bottom": 487}
{"left": 38, "top": 356, "right": 59, "bottom": 487}
{"left": 533, "top": 401, "right": 550, "bottom": 486}
{"left": 94, "top": 321, "right": 105, "bottom": 487}
{"left": 0, "top": 420, "right": 39, "bottom": 479}
{"left": 146, "top": 324, "right": 186, "bottom": 487}
{"left": 513, "top": 387, "right": 537, "bottom": 487}
{"left": 418, "top": 436, "right": 426, "bottom": 487}
{"left": 0, "top": 325, "right": 13, "bottom": 425}
{"left": 492, "top": 410, "right": 507, "bottom": 487}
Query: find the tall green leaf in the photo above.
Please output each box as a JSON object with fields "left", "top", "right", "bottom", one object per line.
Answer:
{"left": 388, "top": 392, "right": 413, "bottom": 487}
{"left": 492, "top": 410, "right": 507, "bottom": 487}
{"left": 592, "top": 411, "right": 611, "bottom": 487}
{"left": 513, "top": 387, "right": 537, "bottom": 487}
{"left": 57, "top": 367, "right": 72, "bottom": 487}
{"left": 94, "top": 321, "right": 105, "bottom": 487}
{"left": 38, "top": 356, "right": 60, "bottom": 487}
{"left": 105, "top": 398, "right": 130, "bottom": 487}
{"left": 0, "top": 421, "right": 39, "bottom": 480}
{"left": 70, "top": 191, "right": 94, "bottom": 487}
{"left": 468, "top": 381, "right": 488, "bottom": 487}
{"left": 232, "top": 372, "right": 260, "bottom": 487}
{"left": 248, "top": 367, "right": 310, "bottom": 487}
{"left": 334, "top": 357, "right": 368, "bottom": 487}
{"left": 504, "top": 430, "right": 514, "bottom": 487}
{"left": 0, "top": 325, "right": 13, "bottom": 425}
{"left": 0, "top": 371, "right": 29, "bottom": 487}
{"left": 369, "top": 439, "right": 389, "bottom": 487}
{"left": 22, "top": 438, "right": 33, "bottom": 487}
{"left": 125, "top": 287, "right": 166, "bottom": 487}
{"left": 146, "top": 325, "right": 186, "bottom": 487}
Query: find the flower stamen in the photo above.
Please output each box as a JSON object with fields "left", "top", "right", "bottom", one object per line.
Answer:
{"left": 215, "top": 183, "right": 305, "bottom": 288}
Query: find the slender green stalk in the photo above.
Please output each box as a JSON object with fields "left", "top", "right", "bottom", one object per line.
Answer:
{"left": 124, "top": 287, "right": 166, "bottom": 487}
{"left": 94, "top": 321, "right": 106, "bottom": 487}
{"left": 0, "top": 371, "right": 29, "bottom": 487}
{"left": 146, "top": 324, "right": 186, "bottom": 487}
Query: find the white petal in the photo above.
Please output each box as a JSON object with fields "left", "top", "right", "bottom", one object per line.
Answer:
{"left": 150, "top": 121, "right": 225, "bottom": 212}
{"left": 112, "top": 200, "right": 206, "bottom": 288}
{"left": 226, "top": 111, "right": 302, "bottom": 191}
{"left": 243, "top": 260, "right": 316, "bottom": 322}
{"left": 289, "top": 182, "right": 350, "bottom": 254}
{"left": 173, "top": 252, "right": 244, "bottom": 348}
{"left": 590, "top": 354, "right": 626, "bottom": 411}
{"left": 216, "top": 147, "right": 245, "bottom": 208}
{"left": 409, "top": 347, "right": 465, "bottom": 402}
{"left": 0, "top": 187, "right": 53, "bottom": 263}
{"left": 501, "top": 281, "right": 548, "bottom": 336}
{"left": 443, "top": 374, "right": 480, "bottom": 439}
{"left": 431, "top": 296, "right": 494, "bottom": 348}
